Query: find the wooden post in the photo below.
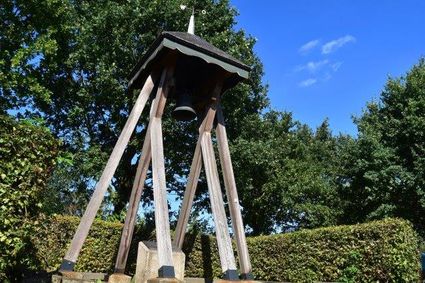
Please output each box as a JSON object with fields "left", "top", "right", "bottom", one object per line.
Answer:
{"left": 114, "top": 101, "right": 156, "bottom": 273}
{"left": 216, "top": 105, "right": 253, "bottom": 279}
{"left": 173, "top": 77, "right": 224, "bottom": 249}
{"left": 201, "top": 131, "right": 238, "bottom": 280}
{"left": 60, "top": 74, "right": 156, "bottom": 271}
{"left": 200, "top": 83, "right": 238, "bottom": 280}
{"left": 150, "top": 66, "right": 176, "bottom": 278}
{"left": 173, "top": 139, "right": 202, "bottom": 249}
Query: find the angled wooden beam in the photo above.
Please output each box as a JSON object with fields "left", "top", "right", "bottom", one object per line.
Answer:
{"left": 150, "top": 66, "right": 176, "bottom": 278}
{"left": 216, "top": 105, "right": 252, "bottom": 279}
{"left": 173, "top": 76, "right": 225, "bottom": 250}
{"left": 114, "top": 101, "right": 156, "bottom": 273}
{"left": 60, "top": 74, "right": 156, "bottom": 270}
{"left": 201, "top": 130, "right": 238, "bottom": 279}
{"left": 196, "top": 82, "right": 238, "bottom": 279}
{"left": 173, "top": 138, "right": 202, "bottom": 249}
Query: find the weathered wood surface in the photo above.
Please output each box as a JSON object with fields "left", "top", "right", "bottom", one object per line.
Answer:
{"left": 64, "top": 74, "right": 156, "bottom": 264}
{"left": 150, "top": 66, "right": 175, "bottom": 269}
{"left": 114, "top": 101, "right": 156, "bottom": 272}
{"left": 174, "top": 82, "right": 238, "bottom": 273}
{"left": 216, "top": 105, "right": 252, "bottom": 276}
{"left": 173, "top": 138, "right": 202, "bottom": 249}
{"left": 201, "top": 131, "right": 237, "bottom": 273}
{"left": 201, "top": 83, "right": 237, "bottom": 273}
{"left": 173, "top": 82, "right": 222, "bottom": 249}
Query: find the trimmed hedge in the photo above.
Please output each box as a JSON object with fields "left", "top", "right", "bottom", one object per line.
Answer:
{"left": 31, "top": 215, "right": 154, "bottom": 275}
{"left": 32, "top": 216, "right": 419, "bottom": 282}
{"left": 0, "top": 115, "right": 58, "bottom": 279}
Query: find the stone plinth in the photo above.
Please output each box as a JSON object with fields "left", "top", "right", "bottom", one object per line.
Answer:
{"left": 148, "top": 278, "right": 183, "bottom": 283}
{"left": 108, "top": 273, "right": 132, "bottom": 283}
{"left": 134, "top": 241, "right": 185, "bottom": 283}
{"left": 52, "top": 271, "right": 108, "bottom": 283}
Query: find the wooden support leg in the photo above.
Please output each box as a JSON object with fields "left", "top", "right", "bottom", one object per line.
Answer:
{"left": 173, "top": 139, "right": 202, "bottom": 249}
{"left": 150, "top": 66, "right": 176, "bottom": 278}
{"left": 151, "top": 117, "right": 175, "bottom": 277}
{"left": 114, "top": 102, "right": 155, "bottom": 273}
{"left": 187, "top": 82, "right": 237, "bottom": 280}
{"left": 60, "top": 74, "right": 156, "bottom": 271}
{"left": 201, "top": 131, "right": 238, "bottom": 280}
{"left": 216, "top": 106, "right": 253, "bottom": 279}
{"left": 173, "top": 81, "right": 223, "bottom": 250}
{"left": 115, "top": 65, "right": 175, "bottom": 275}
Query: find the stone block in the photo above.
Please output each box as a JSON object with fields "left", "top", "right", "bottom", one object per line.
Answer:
{"left": 62, "top": 279, "right": 87, "bottom": 283}
{"left": 134, "top": 241, "right": 185, "bottom": 283}
{"left": 108, "top": 273, "right": 132, "bottom": 283}
{"left": 81, "top": 272, "right": 107, "bottom": 280}
{"left": 56, "top": 271, "right": 108, "bottom": 283}
{"left": 60, "top": 271, "right": 83, "bottom": 279}
{"left": 51, "top": 274, "right": 62, "bottom": 283}
{"left": 147, "top": 278, "right": 183, "bottom": 283}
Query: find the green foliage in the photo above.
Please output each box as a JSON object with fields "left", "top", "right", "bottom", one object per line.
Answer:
{"left": 0, "top": 115, "right": 58, "bottom": 280}
{"left": 246, "top": 218, "right": 419, "bottom": 283}
{"left": 1, "top": 0, "right": 268, "bottom": 216}
{"left": 260, "top": 219, "right": 416, "bottom": 282}
{"left": 31, "top": 215, "right": 154, "bottom": 274}
{"left": 230, "top": 111, "right": 342, "bottom": 234}
{"left": 32, "top": 215, "right": 126, "bottom": 273}
{"left": 31, "top": 216, "right": 419, "bottom": 283}
{"left": 339, "top": 58, "right": 425, "bottom": 234}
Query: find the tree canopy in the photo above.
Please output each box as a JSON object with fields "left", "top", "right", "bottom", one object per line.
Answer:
{"left": 338, "top": 59, "right": 425, "bottom": 234}
{"left": 2, "top": 0, "right": 425, "bottom": 239}
{"left": 230, "top": 112, "right": 343, "bottom": 235}
{"left": 1, "top": 0, "right": 267, "bottom": 215}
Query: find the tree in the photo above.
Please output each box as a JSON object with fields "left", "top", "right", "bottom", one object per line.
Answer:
{"left": 230, "top": 111, "right": 342, "bottom": 235}
{"left": 338, "top": 58, "right": 425, "bottom": 234}
{"left": 1, "top": 0, "right": 268, "bottom": 215}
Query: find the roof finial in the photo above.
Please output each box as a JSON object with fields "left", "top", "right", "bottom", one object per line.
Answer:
{"left": 187, "top": 7, "right": 195, "bottom": 34}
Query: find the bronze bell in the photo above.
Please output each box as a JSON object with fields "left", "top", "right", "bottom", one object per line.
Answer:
{"left": 172, "top": 90, "right": 197, "bottom": 121}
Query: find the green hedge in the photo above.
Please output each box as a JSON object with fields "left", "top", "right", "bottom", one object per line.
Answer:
{"left": 246, "top": 219, "right": 419, "bottom": 282}
{"left": 31, "top": 215, "right": 154, "bottom": 275}
{"left": 31, "top": 216, "right": 419, "bottom": 282}
{"left": 0, "top": 115, "right": 58, "bottom": 279}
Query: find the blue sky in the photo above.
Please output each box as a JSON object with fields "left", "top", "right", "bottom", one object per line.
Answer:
{"left": 230, "top": 1, "right": 425, "bottom": 135}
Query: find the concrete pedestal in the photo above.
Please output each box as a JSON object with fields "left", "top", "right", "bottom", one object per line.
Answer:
{"left": 134, "top": 241, "right": 185, "bottom": 283}
{"left": 52, "top": 271, "right": 108, "bottom": 283}
{"left": 108, "top": 273, "right": 132, "bottom": 283}
{"left": 148, "top": 278, "right": 183, "bottom": 283}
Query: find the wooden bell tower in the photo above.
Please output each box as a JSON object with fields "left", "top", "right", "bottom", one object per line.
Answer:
{"left": 60, "top": 29, "right": 253, "bottom": 281}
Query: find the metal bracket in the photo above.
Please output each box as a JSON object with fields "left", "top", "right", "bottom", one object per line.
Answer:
{"left": 223, "top": 269, "right": 239, "bottom": 281}
{"left": 158, "top": 265, "right": 176, "bottom": 278}
{"left": 59, "top": 259, "right": 75, "bottom": 271}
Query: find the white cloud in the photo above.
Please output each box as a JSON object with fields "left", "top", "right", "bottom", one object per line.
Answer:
{"left": 298, "top": 39, "right": 320, "bottom": 54}
{"left": 322, "top": 35, "right": 356, "bottom": 54}
{"left": 331, "top": 61, "right": 343, "bottom": 72}
{"left": 295, "top": 60, "right": 329, "bottom": 73}
{"left": 299, "top": 78, "right": 317, "bottom": 87}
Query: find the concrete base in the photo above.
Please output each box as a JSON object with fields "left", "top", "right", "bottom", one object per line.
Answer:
{"left": 52, "top": 271, "right": 108, "bottom": 283}
{"left": 52, "top": 275, "right": 62, "bottom": 283}
{"left": 108, "top": 273, "right": 132, "bottom": 283}
{"left": 147, "top": 278, "right": 183, "bottom": 283}
{"left": 134, "top": 241, "right": 185, "bottom": 283}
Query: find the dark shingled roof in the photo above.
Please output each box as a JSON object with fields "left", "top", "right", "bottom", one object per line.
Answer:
{"left": 128, "top": 31, "right": 250, "bottom": 89}
{"left": 162, "top": 31, "right": 250, "bottom": 70}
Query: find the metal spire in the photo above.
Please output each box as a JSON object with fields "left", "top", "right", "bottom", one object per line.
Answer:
{"left": 187, "top": 8, "right": 195, "bottom": 34}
